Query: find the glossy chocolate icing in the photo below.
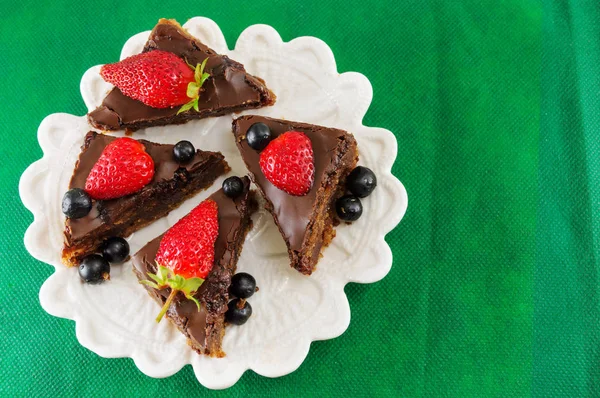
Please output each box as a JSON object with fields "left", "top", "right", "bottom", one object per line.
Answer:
{"left": 88, "top": 19, "right": 275, "bottom": 131}
{"left": 233, "top": 116, "right": 349, "bottom": 250}
{"left": 132, "top": 177, "right": 255, "bottom": 355}
{"left": 66, "top": 132, "right": 222, "bottom": 240}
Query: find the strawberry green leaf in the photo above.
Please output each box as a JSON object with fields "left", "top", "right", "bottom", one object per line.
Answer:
{"left": 193, "top": 58, "right": 209, "bottom": 91}
{"left": 139, "top": 280, "right": 160, "bottom": 289}
{"left": 140, "top": 264, "right": 173, "bottom": 289}
{"left": 199, "top": 57, "right": 208, "bottom": 75}
{"left": 177, "top": 101, "right": 195, "bottom": 115}
{"left": 146, "top": 273, "right": 162, "bottom": 284}
{"left": 194, "top": 62, "right": 202, "bottom": 83}
{"left": 142, "top": 264, "right": 171, "bottom": 288}
{"left": 157, "top": 265, "right": 169, "bottom": 282}
{"left": 180, "top": 277, "right": 204, "bottom": 296}
{"left": 186, "top": 294, "right": 202, "bottom": 311}
{"left": 168, "top": 274, "right": 186, "bottom": 290}
{"left": 181, "top": 57, "right": 211, "bottom": 115}
{"left": 199, "top": 72, "right": 210, "bottom": 87}
{"left": 185, "top": 58, "right": 195, "bottom": 70}
{"left": 187, "top": 82, "right": 200, "bottom": 99}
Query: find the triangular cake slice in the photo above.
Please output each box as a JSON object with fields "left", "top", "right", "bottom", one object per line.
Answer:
{"left": 132, "top": 177, "right": 257, "bottom": 357}
{"left": 62, "top": 131, "right": 229, "bottom": 267}
{"left": 88, "top": 19, "right": 276, "bottom": 131}
{"left": 232, "top": 116, "right": 358, "bottom": 275}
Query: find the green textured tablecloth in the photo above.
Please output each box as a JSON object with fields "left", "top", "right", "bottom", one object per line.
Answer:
{"left": 2, "top": 0, "right": 598, "bottom": 396}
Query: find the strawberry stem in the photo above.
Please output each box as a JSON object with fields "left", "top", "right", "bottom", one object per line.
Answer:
{"left": 178, "top": 57, "right": 210, "bottom": 114}
{"left": 156, "top": 288, "right": 178, "bottom": 323}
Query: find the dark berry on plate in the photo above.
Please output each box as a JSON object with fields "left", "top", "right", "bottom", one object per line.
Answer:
{"left": 78, "top": 254, "right": 110, "bottom": 284}
{"left": 173, "top": 140, "right": 195, "bottom": 163}
{"left": 230, "top": 272, "right": 256, "bottom": 299}
{"left": 246, "top": 122, "right": 273, "bottom": 151}
{"left": 222, "top": 176, "right": 245, "bottom": 199}
{"left": 336, "top": 195, "right": 363, "bottom": 222}
{"left": 347, "top": 166, "right": 377, "bottom": 198}
{"left": 62, "top": 188, "right": 92, "bottom": 219}
{"left": 225, "top": 299, "right": 253, "bottom": 325}
{"left": 102, "top": 237, "right": 130, "bottom": 263}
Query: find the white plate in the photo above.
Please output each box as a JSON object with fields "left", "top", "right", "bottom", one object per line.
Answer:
{"left": 19, "top": 17, "right": 408, "bottom": 389}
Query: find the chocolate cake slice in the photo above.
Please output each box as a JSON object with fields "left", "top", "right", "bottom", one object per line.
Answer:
{"left": 62, "top": 132, "right": 229, "bottom": 267}
{"left": 232, "top": 116, "right": 358, "bottom": 275}
{"left": 132, "top": 177, "right": 256, "bottom": 357}
{"left": 88, "top": 19, "right": 275, "bottom": 131}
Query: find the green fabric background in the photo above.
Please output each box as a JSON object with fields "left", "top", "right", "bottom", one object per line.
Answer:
{"left": 1, "top": 0, "right": 596, "bottom": 396}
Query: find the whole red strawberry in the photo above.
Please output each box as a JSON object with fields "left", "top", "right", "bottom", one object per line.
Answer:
{"left": 85, "top": 137, "right": 155, "bottom": 200}
{"left": 141, "top": 199, "right": 219, "bottom": 322}
{"left": 259, "top": 131, "right": 315, "bottom": 196}
{"left": 100, "top": 50, "right": 210, "bottom": 113}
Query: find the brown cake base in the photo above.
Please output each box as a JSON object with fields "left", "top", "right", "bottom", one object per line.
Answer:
{"left": 62, "top": 132, "right": 229, "bottom": 267}
{"left": 132, "top": 177, "right": 257, "bottom": 357}
{"left": 232, "top": 116, "right": 358, "bottom": 275}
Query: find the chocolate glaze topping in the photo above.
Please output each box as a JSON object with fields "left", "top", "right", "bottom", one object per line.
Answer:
{"left": 233, "top": 116, "right": 351, "bottom": 251}
{"left": 88, "top": 19, "right": 275, "bottom": 131}
{"left": 132, "top": 177, "right": 254, "bottom": 352}
{"left": 66, "top": 132, "right": 224, "bottom": 241}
